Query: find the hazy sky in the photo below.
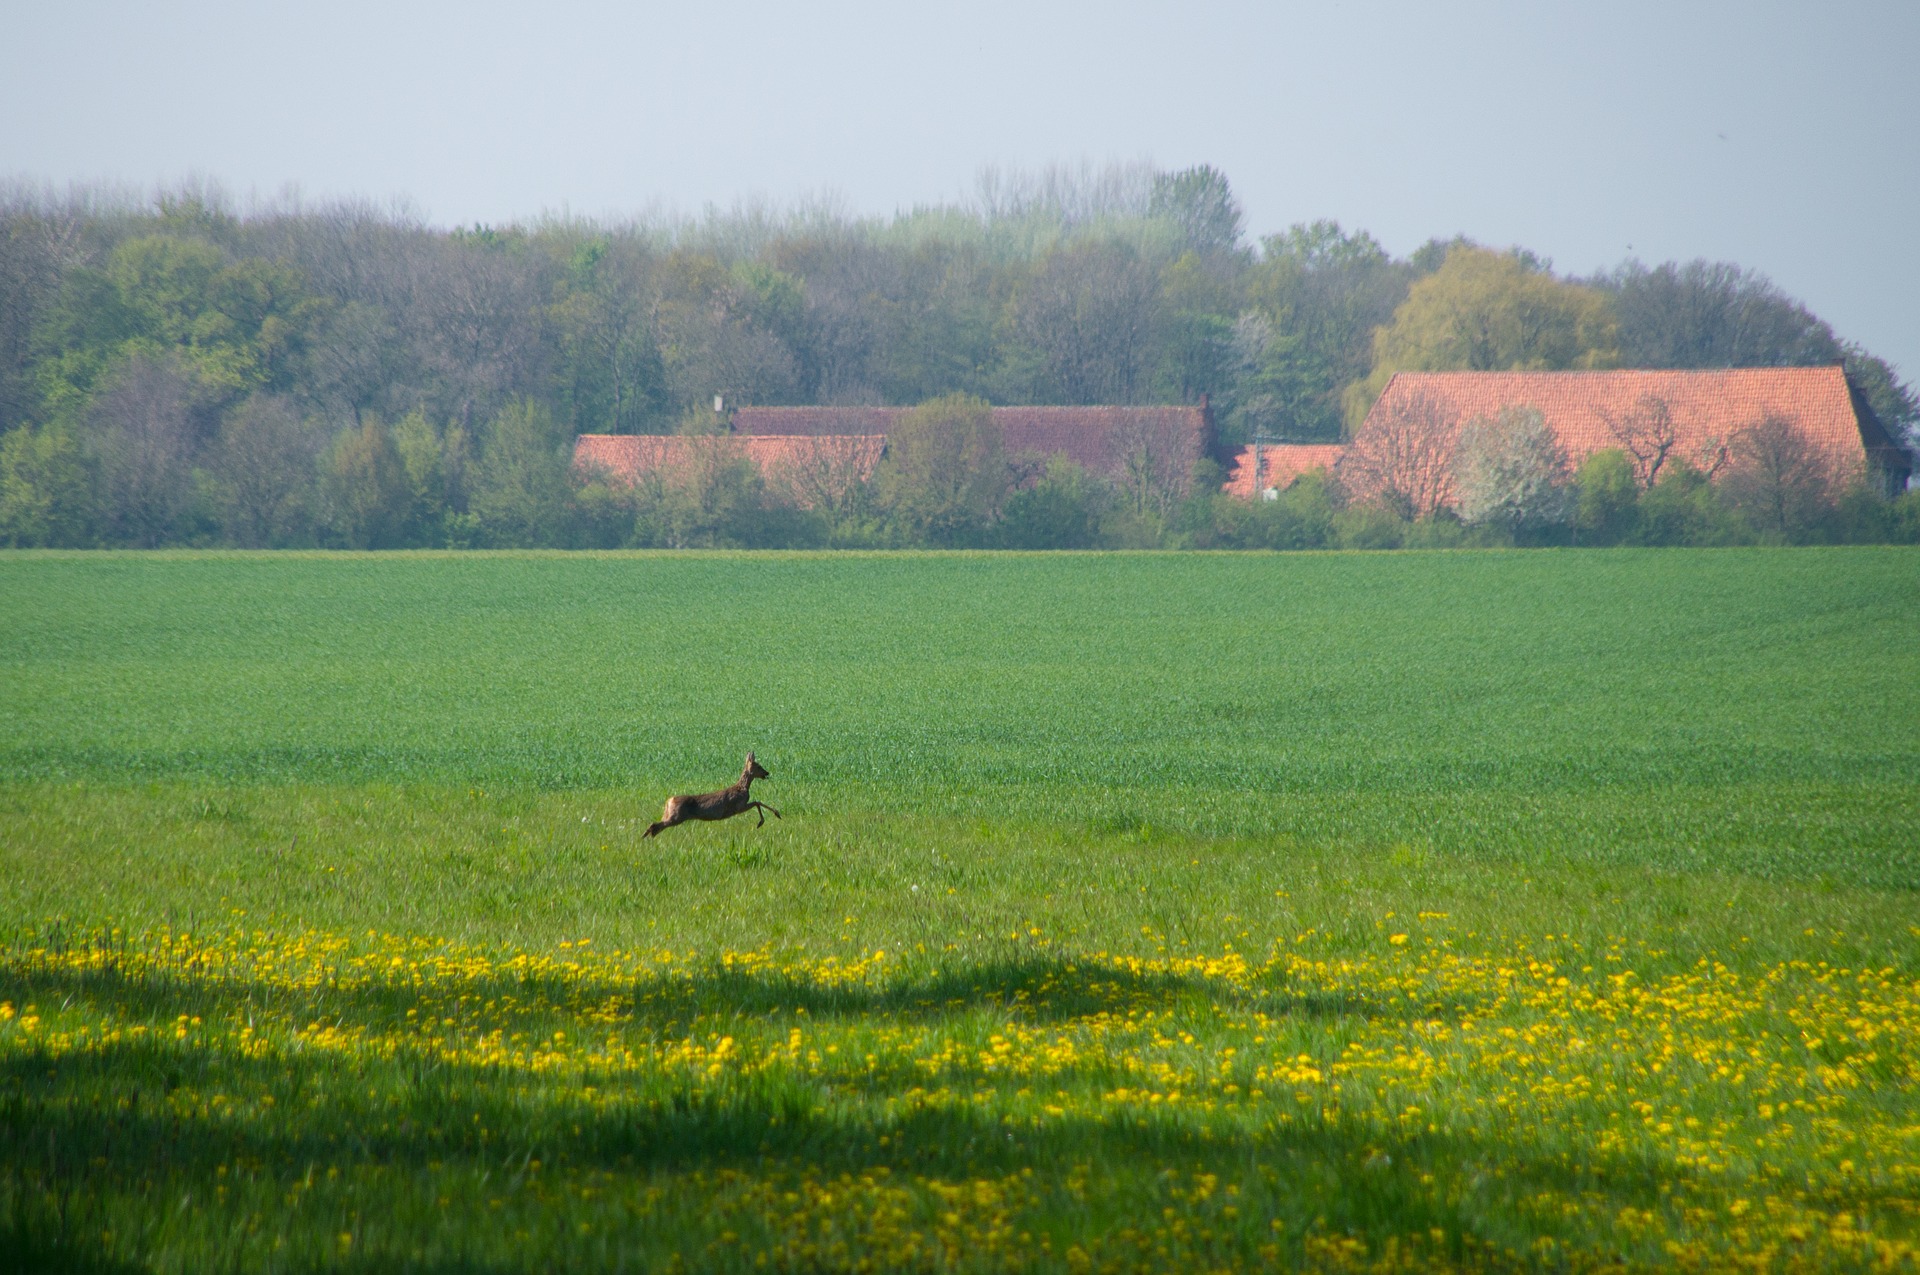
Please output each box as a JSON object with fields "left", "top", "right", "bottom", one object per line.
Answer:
{"left": 6, "top": 0, "right": 1917, "bottom": 379}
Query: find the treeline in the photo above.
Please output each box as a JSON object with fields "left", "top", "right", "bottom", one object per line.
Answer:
{"left": 0, "top": 165, "right": 1914, "bottom": 549}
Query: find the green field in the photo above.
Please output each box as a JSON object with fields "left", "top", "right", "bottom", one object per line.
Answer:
{"left": 2, "top": 549, "right": 1917, "bottom": 1271}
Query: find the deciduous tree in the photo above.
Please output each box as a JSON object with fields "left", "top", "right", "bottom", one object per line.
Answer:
{"left": 1349, "top": 247, "right": 1617, "bottom": 429}
{"left": 1336, "top": 388, "right": 1461, "bottom": 518}
{"left": 468, "top": 399, "right": 573, "bottom": 547}
{"left": 996, "top": 456, "right": 1104, "bottom": 549}
{"left": 654, "top": 250, "right": 800, "bottom": 413}
{"left": 0, "top": 422, "right": 91, "bottom": 546}
{"left": 1720, "top": 415, "right": 1833, "bottom": 541}
{"left": 876, "top": 393, "right": 1006, "bottom": 545}
{"left": 1452, "top": 405, "right": 1572, "bottom": 532}
{"left": 1245, "top": 222, "right": 1408, "bottom": 440}
{"left": 549, "top": 238, "right": 666, "bottom": 434}
{"left": 1573, "top": 448, "right": 1639, "bottom": 543}
{"left": 86, "top": 352, "right": 208, "bottom": 546}
{"left": 1148, "top": 165, "right": 1244, "bottom": 259}
{"left": 1010, "top": 239, "right": 1162, "bottom": 404}
{"left": 211, "top": 394, "right": 320, "bottom": 547}
{"left": 1603, "top": 259, "right": 1837, "bottom": 369}
{"left": 1597, "top": 395, "right": 1691, "bottom": 489}
{"left": 391, "top": 410, "right": 470, "bottom": 545}
{"left": 324, "top": 414, "right": 409, "bottom": 549}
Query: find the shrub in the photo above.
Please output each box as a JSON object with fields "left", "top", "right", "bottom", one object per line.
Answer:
{"left": 1453, "top": 406, "right": 1573, "bottom": 535}
{"left": 1573, "top": 448, "right": 1639, "bottom": 545}
{"left": 997, "top": 457, "right": 1105, "bottom": 549}
{"left": 876, "top": 394, "right": 1007, "bottom": 547}
{"left": 468, "top": 400, "right": 574, "bottom": 547}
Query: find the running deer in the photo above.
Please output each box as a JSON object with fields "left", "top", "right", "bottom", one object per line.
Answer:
{"left": 642, "top": 752, "right": 781, "bottom": 838}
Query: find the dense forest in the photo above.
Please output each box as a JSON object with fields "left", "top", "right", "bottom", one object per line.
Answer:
{"left": 1, "top": 164, "right": 1914, "bottom": 550}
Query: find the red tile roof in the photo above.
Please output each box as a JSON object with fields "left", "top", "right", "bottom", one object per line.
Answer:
{"left": 728, "top": 407, "right": 898, "bottom": 437}
{"left": 1359, "top": 367, "right": 1906, "bottom": 491}
{"left": 572, "top": 433, "right": 885, "bottom": 508}
{"left": 1222, "top": 444, "right": 1345, "bottom": 500}
{"left": 573, "top": 433, "right": 689, "bottom": 478}
{"left": 733, "top": 405, "right": 1212, "bottom": 479}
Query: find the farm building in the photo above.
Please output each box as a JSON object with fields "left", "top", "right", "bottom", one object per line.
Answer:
{"left": 574, "top": 402, "right": 1218, "bottom": 507}
{"left": 1225, "top": 366, "right": 1914, "bottom": 506}
{"left": 575, "top": 369, "right": 1912, "bottom": 512}
{"left": 572, "top": 432, "right": 884, "bottom": 509}
{"left": 1222, "top": 443, "right": 1346, "bottom": 501}
{"left": 1341, "top": 366, "right": 1912, "bottom": 511}
{"left": 732, "top": 403, "right": 1215, "bottom": 484}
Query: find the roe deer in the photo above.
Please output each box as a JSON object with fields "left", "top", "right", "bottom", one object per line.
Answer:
{"left": 642, "top": 752, "right": 781, "bottom": 838}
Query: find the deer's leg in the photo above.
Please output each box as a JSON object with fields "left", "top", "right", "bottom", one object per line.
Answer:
{"left": 644, "top": 798, "right": 685, "bottom": 838}
{"left": 746, "top": 801, "right": 781, "bottom": 827}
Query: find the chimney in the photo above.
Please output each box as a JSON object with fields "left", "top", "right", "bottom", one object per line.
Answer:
{"left": 1197, "top": 391, "right": 1223, "bottom": 463}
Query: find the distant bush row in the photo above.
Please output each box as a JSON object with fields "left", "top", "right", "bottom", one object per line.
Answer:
{"left": 5, "top": 381, "right": 1910, "bottom": 551}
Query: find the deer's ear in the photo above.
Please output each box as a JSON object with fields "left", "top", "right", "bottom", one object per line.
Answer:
{"left": 745, "top": 751, "right": 756, "bottom": 765}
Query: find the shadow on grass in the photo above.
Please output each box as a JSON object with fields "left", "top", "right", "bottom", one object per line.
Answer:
{"left": 0, "top": 1026, "right": 1689, "bottom": 1272}
{"left": 0, "top": 950, "right": 1699, "bottom": 1269}
{"left": 0, "top": 942, "right": 1487, "bottom": 1042}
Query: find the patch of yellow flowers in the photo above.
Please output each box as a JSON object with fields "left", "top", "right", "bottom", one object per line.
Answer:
{"left": 4, "top": 918, "right": 1917, "bottom": 1271}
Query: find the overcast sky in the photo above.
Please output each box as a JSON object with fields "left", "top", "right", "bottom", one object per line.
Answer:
{"left": 5, "top": 0, "right": 1916, "bottom": 379}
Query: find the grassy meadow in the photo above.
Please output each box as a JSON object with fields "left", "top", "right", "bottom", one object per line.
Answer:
{"left": 1, "top": 548, "right": 1917, "bottom": 1271}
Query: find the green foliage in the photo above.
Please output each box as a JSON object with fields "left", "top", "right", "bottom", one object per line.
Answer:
{"left": 1634, "top": 461, "right": 1748, "bottom": 546}
{"left": 549, "top": 238, "right": 668, "bottom": 433}
{"left": 877, "top": 393, "right": 1007, "bottom": 545}
{"left": 1153, "top": 254, "right": 1238, "bottom": 407}
{"left": 1244, "top": 221, "right": 1408, "bottom": 440}
{"left": 1, "top": 183, "right": 1912, "bottom": 551}
{"left": 1195, "top": 468, "right": 1339, "bottom": 549}
{"left": 469, "top": 399, "right": 575, "bottom": 547}
{"left": 569, "top": 476, "right": 643, "bottom": 549}
{"left": 391, "top": 410, "right": 471, "bottom": 546}
{"left": 996, "top": 456, "right": 1103, "bottom": 548}
{"left": 324, "top": 416, "right": 409, "bottom": 549}
{"left": 1348, "top": 246, "right": 1618, "bottom": 429}
{"left": 629, "top": 438, "right": 807, "bottom": 549}
{"left": 1573, "top": 448, "right": 1639, "bottom": 544}
{"left": 35, "top": 234, "right": 317, "bottom": 420}
{"left": 1221, "top": 313, "right": 1336, "bottom": 445}
{"left": 729, "top": 260, "right": 808, "bottom": 350}
{"left": 1147, "top": 164, "right": 1244, "bottom": 257}
{"left": 1842, "top": 342, "right": 1920, "bottom": 445}
{"left": 1330, "top": 499, "right": 1410, "bottom": 549}
{"left": 673, "top": 401, "right": 732, "bottom": 436}
{"left": 1891, "top": 488, "right": 1920, "bottom": 543}
{"left": 0, "top": 423, "right": 92, "bottom": 546}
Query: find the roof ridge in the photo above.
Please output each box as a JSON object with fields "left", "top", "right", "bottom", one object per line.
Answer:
{"left": 1393, "top": 365, "right": 1846, "bottom": 378}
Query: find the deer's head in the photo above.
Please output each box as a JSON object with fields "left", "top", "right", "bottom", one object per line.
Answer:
{"left": 744, "top": 752, "right": 770, "bottom": 780}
